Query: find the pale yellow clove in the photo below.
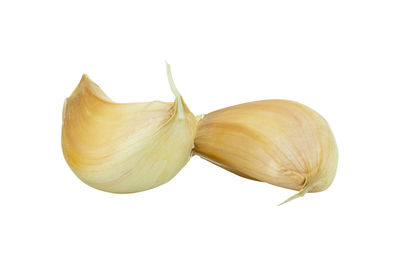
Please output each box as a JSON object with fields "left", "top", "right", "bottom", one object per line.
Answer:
{"left": 194, "top": 100, "right": 338, "bottom": 203}
{"left": 62, "top": 65, "right": 197, "bottom": 193}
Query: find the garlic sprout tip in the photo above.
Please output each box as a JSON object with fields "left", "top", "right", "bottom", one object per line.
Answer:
{"left": 166, "top": 63, "right": 184, "bottom": 119}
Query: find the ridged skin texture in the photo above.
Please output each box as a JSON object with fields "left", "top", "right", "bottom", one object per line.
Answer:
{"left": 62, "top": 75, "right": 197, "bottom": 193}
{"left": 194, "top": 100, "right": 338, "bottom": 192}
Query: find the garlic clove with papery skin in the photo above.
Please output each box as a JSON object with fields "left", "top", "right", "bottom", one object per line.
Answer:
{"left": 193, "top": 100, "right": 338, "bottom": 204}
{"left": 62, "top": 64, "right": 197, "bottom": 193}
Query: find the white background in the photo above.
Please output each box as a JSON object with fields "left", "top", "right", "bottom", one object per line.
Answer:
{"left": 1, "top": 0, "right": 399, "bottom": 265}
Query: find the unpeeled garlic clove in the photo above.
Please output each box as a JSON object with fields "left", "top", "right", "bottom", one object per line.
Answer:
{"left": 193, "top": 100, "right": 338, "bottom": 204}
{"left": 62, "top": 64, "right": 197, "bottom": 193}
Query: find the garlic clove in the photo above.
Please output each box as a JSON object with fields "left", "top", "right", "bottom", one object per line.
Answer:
{"left": 194, "top": 100, "right": 338, "bottom": 204}
{"left": 62, "top": 64, "right": 197, "bottom": 193}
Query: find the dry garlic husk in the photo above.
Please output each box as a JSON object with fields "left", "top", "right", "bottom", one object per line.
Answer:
{"left": 194, "top": 100, "right": 338, "bottom": 204}
{"left": 62, "top": 65, "right": 197, "bottom": 193}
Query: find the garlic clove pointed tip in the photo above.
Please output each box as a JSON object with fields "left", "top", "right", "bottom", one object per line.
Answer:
{"left": 166, "top": 63, "right": 184, "bottom": 120}
{"left": 278, "top": 191, "right": 306, "bottom": 206}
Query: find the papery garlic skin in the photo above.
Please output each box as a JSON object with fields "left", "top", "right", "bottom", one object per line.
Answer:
{"left": 194, "top": 100, "right": 338, "bottom": 203}
{"left": 62, "top": 67, "right": 197, "bottom": 193}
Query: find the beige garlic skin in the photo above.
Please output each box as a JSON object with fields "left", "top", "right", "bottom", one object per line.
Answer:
{"left": 62, "top": 66, "right": 197, "bottom": 193}
{"left": 194, "top": 100, "right": 338, "bottom": 203}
